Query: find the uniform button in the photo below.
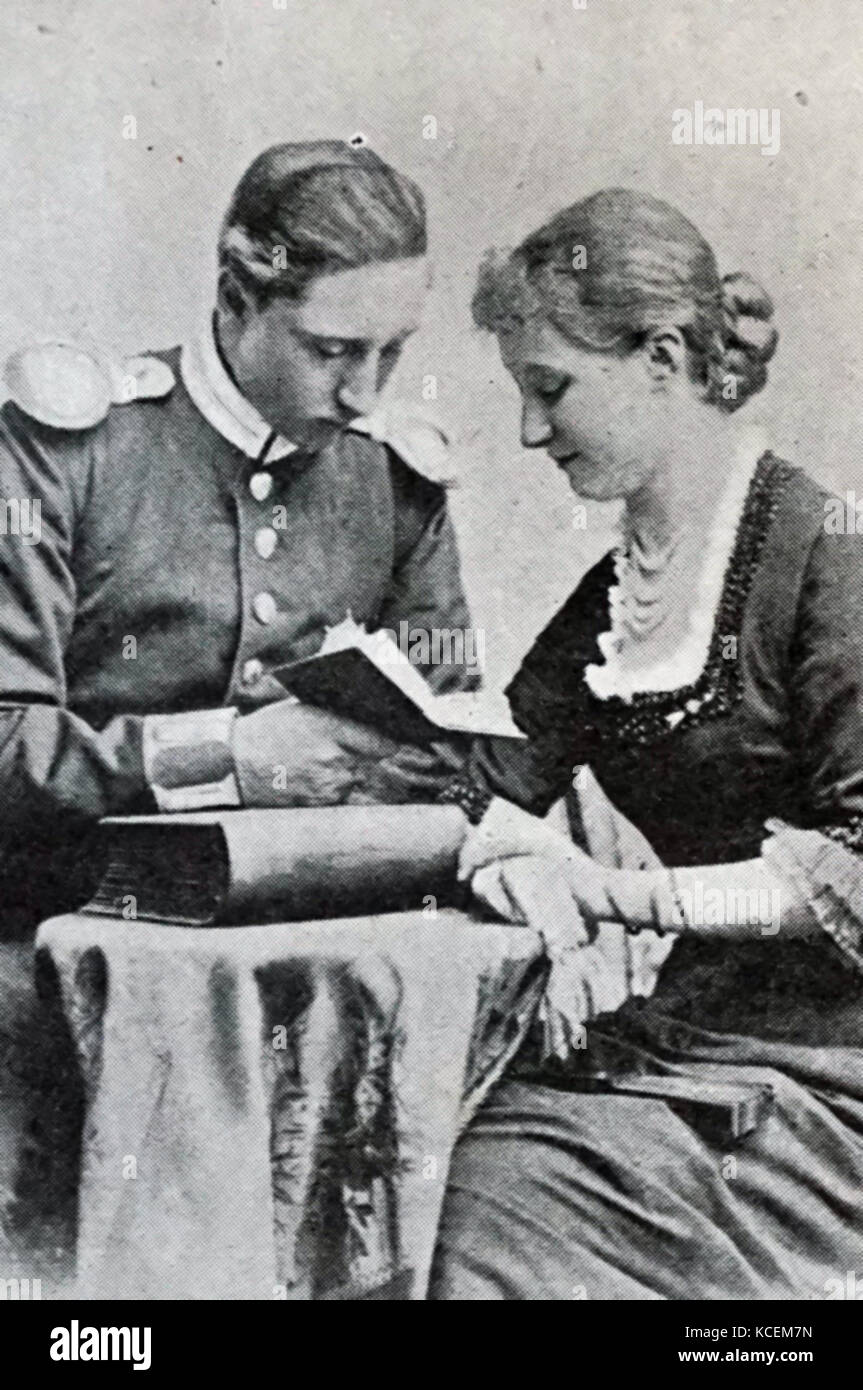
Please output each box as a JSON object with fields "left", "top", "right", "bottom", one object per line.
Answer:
{"left": 254, "top": 526, "right": 278, "bottom": 560}
{"left": 242, "top": 657, "right": 264, "bottom": 687}
{"left": 252, "top": 592, "right": 278, "bottom": 625}
{"left": 249, "top": 472, "right": 273, "bottom": 502}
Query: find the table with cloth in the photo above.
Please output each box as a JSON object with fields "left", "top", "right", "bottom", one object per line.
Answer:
{"left": 28, "top": 907, "right": 544, "bottom": 1300}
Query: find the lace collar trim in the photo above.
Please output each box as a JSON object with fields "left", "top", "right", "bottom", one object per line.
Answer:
{"left": 575, "top": 449, "right": 790, "bottom": 747}
{"left": 585, "top": 428, "right": 767, "bottom": 703}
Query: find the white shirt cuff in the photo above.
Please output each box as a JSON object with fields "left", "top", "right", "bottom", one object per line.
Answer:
{"left": 142, "top": 707, "right": 241, "bottom": 812}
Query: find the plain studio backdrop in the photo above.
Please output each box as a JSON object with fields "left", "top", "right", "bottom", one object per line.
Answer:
{"left": 1, "top": 0, "right": 860, "bottom": 690}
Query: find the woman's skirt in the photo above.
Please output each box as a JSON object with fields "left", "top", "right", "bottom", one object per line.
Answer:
{"left": 429, "top": 1023, "right": 863, "bottom": 1301}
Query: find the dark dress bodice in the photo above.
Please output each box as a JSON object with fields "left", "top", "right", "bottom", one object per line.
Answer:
{"left": 465, "top": 455, "right": 863, "bottom": 1047}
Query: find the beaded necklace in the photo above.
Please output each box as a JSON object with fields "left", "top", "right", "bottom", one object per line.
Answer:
{"left": 579, "top": 452, "right": 790, "bottom": 747}
{"left": 587, "top": 433, "right": 766, "bottom": 702}
{"left": 611, "top": 524, "right": 705, "bottom": 652}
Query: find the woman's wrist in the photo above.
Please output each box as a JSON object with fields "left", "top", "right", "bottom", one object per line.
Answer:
{"left": 438, "top": 773, "right": 494, "bottom": 826}
{"left": 604, "top": 867, "right": 685, "bottom": 934}
{"left": 561, "top": 863, "right": 683, "bottom": 935}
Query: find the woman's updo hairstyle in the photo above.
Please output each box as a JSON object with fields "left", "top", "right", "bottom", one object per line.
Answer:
{"left": 473, "top": 188, "right": 777, "bottom": 412}
{"left": 218, "top": 139, "right": 426, "bottom": 309}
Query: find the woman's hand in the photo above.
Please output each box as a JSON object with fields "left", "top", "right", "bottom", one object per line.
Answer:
{"left": 471, "top": 854, "right": 590, "bottom": 947}
{"left": 470, "top": 854, "right": 631, "bottom": 1061}
{"left": 458, "top": 797, "right": 580, "bottom": 878}
{"left": 461, "top": 797, "right": 647, "bottom": 931}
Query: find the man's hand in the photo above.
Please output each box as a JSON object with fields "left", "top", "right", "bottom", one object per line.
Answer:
{"left": 346, "top": 737, "right": 467, "bottom": 805}
{"left": 234, "top": 700, "right": 403, "bottom": 808}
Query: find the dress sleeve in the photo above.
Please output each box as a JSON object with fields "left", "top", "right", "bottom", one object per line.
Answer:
{"left": 440, "top": 725, "right": 580, "bottom": 823}
{"left": 761, "top": 526, "right": 863, "bottom": 972}
{"left": 439, "top": 556, "right": 613, "bottom": 821}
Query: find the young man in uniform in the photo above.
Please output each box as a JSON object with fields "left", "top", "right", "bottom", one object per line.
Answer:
{"left": 0, "top": 141, "right": 477, "bottom": 1242}
{"left": 0, "top": 139, "right": 477, "bottom": 932}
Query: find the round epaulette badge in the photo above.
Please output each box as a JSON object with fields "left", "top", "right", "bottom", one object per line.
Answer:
{"left": 4, "top": 341, "right": 113, "bottom": 429}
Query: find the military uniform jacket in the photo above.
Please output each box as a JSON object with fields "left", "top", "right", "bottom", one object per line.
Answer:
{"left": 0, "top": 326, "right": 476, "bottom": 923}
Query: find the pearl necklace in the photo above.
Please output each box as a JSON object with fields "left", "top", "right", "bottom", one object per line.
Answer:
{"left": 585, "top": 431, "right": 767, "bottom": 701}
{"left": 615, "top": 528, "right": 687, "bottom": 642}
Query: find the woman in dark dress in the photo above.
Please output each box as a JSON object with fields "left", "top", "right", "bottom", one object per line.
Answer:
{"left": 431, "top": 189, "right": 863, "bottom": 1300}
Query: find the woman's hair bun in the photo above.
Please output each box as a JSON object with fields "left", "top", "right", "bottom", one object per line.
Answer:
{"left": 719, "top": 271, "right": 778, "bottom": 410}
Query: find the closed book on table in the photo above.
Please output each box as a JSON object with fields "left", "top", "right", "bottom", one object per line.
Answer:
{"left": 85, "top": 803, "right": 468, "bottom": 927}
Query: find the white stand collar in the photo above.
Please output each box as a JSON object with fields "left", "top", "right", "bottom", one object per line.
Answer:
{"left": 180, "top": 318, "right": 298, "bottom": 463}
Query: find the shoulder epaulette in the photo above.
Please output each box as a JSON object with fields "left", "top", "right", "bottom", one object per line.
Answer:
{"left": 3, "top": 341, "right": 175, "bottom": 430}
{"left": 349, "top": 401, "right": 457, "bottom": 486}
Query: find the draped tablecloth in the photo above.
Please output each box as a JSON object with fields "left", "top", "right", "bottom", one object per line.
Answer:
{"left": 34, "top": 908, "right": 544, "bottom": 1300}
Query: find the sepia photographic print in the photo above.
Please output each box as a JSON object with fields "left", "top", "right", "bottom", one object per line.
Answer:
{"left": 0, "top": 0, "right": 861, "bottom": 1360}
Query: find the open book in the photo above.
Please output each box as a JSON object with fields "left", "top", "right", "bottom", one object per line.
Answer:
{"left": 274, "top": 616, "right": 525, "bottom": 743}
